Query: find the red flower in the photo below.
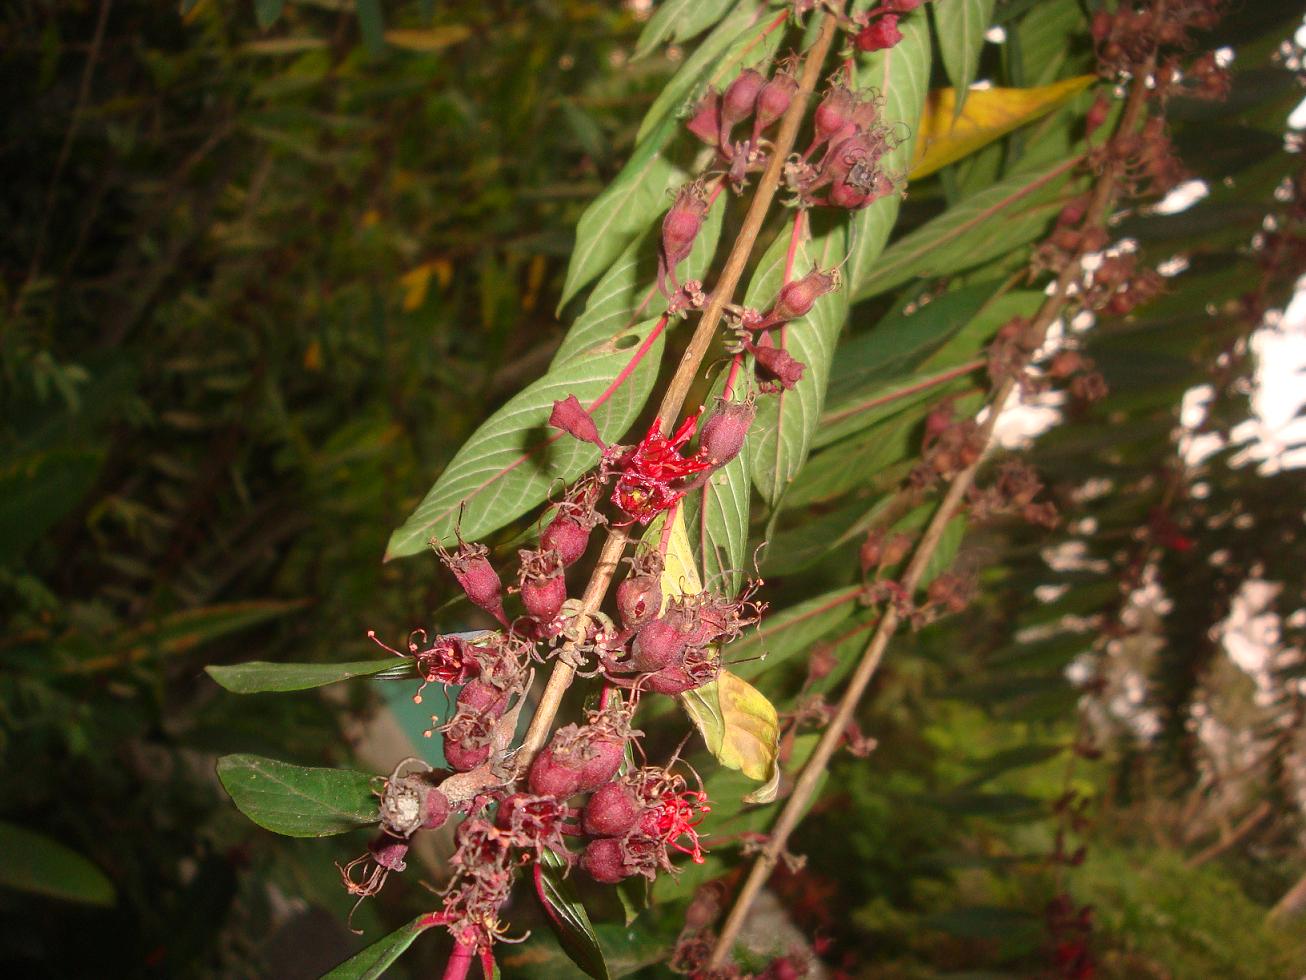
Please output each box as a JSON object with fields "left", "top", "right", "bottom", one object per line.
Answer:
{"left": 607, "top": 414, "right": 712, "bottom": 524}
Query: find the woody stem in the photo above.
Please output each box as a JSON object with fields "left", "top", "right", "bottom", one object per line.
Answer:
{"left": 708, "top": 56, "right": 1157, "bottom": 968}
{"left": 516, "top": 5, "right": 843, "bottom": 770}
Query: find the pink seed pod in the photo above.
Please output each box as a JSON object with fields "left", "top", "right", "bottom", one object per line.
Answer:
{"left": 577, "top": 734, "right": 627, "bottom": 793}
{"left": 369, "top": 832, "right": 410, "bottom": 872}
{"left": 549, "top": 394, "right": 605, "bottom": 448}
{"left": 542, "top": 514, "right": 590, "bottom": 566}
{"left": 617, "top": 560, "right": 663, "bottom": 631}
{"left": 644, "top": 664, "right": 703, "bottom": 695}
{"left": 812, "top": 84, "right": 858, "bottom": 148}
{"left": 422, "top": 788, "right": 451, "bottom": 830}
{"left": 444, "top": 737, "right": 491, "bottom": 772}
{"left": 699, "top": 397, "right": 756, "bottom": 467}
{"left": 854, "top": 13, "right": 902, "bottom": 53}
{"left": 437, "top": 542, "right": 507, "bottom": 626}
{"left": 752, "top": 71, "right": 798, "bottom": 140}
{"left": 457, "top": 679, "right": 509, "bottom": 719}
{"left": 631, "top": 617, "right": 690, "bottom": 672}
{"left": 528, "top": 745, "right": 584, "bottom": 798}
{"left": 720, "top": 69, "right": 765, "bottom": 145}
{"left": 521, "top": 572, "right": 566, "bottom": 622}
{"left": 685, "top": 88, "right": 722, "bottom": 146}
{"left": 659, "top": 183, "right": 710, "bottom": 294}
{"left": 583, "top": 781, "right": 643, "bottom": 837}
{"left": 581, "top": 836, "right": 632, "bottom": 884}
{"left": 748, "top": 336, "right": 806, "bottom": 393}
{"left": 771, "top": 267, "right": 840, "bottom": 323}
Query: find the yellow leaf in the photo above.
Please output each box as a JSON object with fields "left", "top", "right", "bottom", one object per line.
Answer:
{"left": 399, "top": 260, "right": 453, "bottom": 312}
{"left": 910, "top": 76, "right": 1095, "bottom": 180}
{"left": 384, "top": 26, "right": 472, "bottom": 53}
{"left": 655, "top": 509, "right": 781, "bottom": 785}
{"left": 239, "top": 38, "right": 330, "bottom": 56}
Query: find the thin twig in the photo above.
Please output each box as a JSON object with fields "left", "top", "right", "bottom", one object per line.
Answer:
{"left": 709, "top": 58, "right": 1157, "bottom": 967}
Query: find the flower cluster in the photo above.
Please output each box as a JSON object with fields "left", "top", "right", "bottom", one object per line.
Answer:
{"left": 785, "top": 76, "right": 902, "bottom": 210}
{"left": 687, "top": 59, "right": 799, "bottom": 193}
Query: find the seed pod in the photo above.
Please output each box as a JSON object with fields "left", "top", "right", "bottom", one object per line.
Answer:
{"left": 583, "top": 781, "right": 643, "bottom": 838}
{"left": 523, "top": 573, "right": 566, "bottom": 622}
{"left": 685, "top": 88, "right": 722, "bottom": 146}
{"left": 748, "top": 337, "right": 806, "bottom": 393}
{"left": 720, "top": 69, "right": 764, "bottom": 144}
{"left": 812, "top": 84, "right": 857, "bottom": 148}
{"left": 422, "top": 788, "right": 451, "bottom": 830}
{"left": 617, "top": 563, "right": 663, "bottom": 631}
{"left": 457, "top": 679, "right": 509, "bottom": 719}
{"left": 542, "top": 515, "right": 590, "bottom": 566}
{"left": 549, "top": 394, "right": 605, "bottom": 448}
{"left": 699, "top": 398, "right": 756, "bottom": 467}
{"left": 771, "top": 267, "right": 840, "bottom": 323}
{"left": 661, "top": 185, "right": 709, "bottom": 270}
{"left": 577, "top": 735, "right": 627, "bottom": 793}
{"left": 752, "top": 70, "right": 798, "bottom": 140}
{"left": 581, "top": 837, "right": 632, "bottom": 884}
{"left": 644, "top": 664, "right": 702, "bottom": 695}
{"left": 368, "top": 832, "right": 410, "bottom": 872}
{"left": 444, "top": 737, "right": 491, "bottom": 773}
{"left": 528, "top": 745, "right": 584, "bottom": 798}
{"left": 631, "top": 618, "right": 690, "bottom": 673}
{"left": 437, "top": 542, "right": 507, "bottom": 625}
{"left": 854, "top": 13, "right": 902, "bottom": 53}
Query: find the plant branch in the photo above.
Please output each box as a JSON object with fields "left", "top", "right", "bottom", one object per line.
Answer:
{"left": 709, "top": 59, "right": 1157, "bottom": 967}
{"left": 515, "top": 6, "right": 842, "bottom": 771}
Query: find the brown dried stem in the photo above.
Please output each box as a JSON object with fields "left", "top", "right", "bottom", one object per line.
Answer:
{"left": 708, "top": 58, "right": 1157, "bottom": 968}
{"left": 516, "top": 7, "right": 843, "bottom": 769}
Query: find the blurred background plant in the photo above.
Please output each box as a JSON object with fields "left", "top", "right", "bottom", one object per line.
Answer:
{"left": 1, "top": 0, "right": 1304, "bottom": 977}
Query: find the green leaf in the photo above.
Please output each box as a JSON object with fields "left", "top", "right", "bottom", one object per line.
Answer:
{"left": 558, "top": 114, "right": 684, "bottom": 311}
{"left": 535, "top": 849, "right": 610, "bottom": 980}
{"left": 322, "top": 915, "right": 435, "bottom": 979}
{"left": 355, "top": 0, "right": 385, "bottom": 57}
{"left": 745, "top": 222, "right": 849, "bottom": 506}
{"left": 847, "top": 10, "right": 933, "bottom": 293}
{"left": 254, "top": 0, "right": 285, "bottom": 30}
{"left": 0, "top": 821, "right": 115, "bottom": 906}
{"left": 933, "top": 0, "right": 996, "bottom": 112}
{"left": 920, "top": 515, "right": 967, "bottom": 588}
{"left": 728, "top": 586, "right": 861, "bottom": 681}
{"left": 387, "top": 315, "right": 667, "bottom": 556}
{"left": 205, "top": 658, "right": 412, "bottom": 693}
{"left": 854, "top": 155, "right": 1082, "bottom": 300}
{"left": 0, "top": 449, "right": 104, "bottom": 563}
{"left": 633, "top": 0, "right": 737, "bottom": 61}
{"left": 679, "top": 669, "right": 780, "bottom": 782}
{"left": 216, "top": 754, "right": 378, "bottom": 838}
{"left": 552, "top": 197, "right": 724, "bottom": 369}
{"left": 683, "top": 371, "right": 752, "bottom": 596}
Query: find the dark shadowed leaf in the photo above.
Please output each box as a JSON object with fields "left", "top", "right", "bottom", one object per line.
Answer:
{"left": 535, "top": 849, "right": 610, "bottom": 980}
{"left": 0, "top": 822, "right": 116, "bottom": 906}
{"left": 321, "top": 915, "right": 434, "bottom": 979}
{"left": 205, "top": 658, "right": 413, "bottom": 693}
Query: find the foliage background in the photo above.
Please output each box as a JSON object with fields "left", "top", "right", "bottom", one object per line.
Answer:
{"left": 1, "top": 0, "right": 1304, "bottom": 977}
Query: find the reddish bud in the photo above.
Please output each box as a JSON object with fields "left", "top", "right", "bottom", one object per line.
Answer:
{"left": 753, "top": 71, "right": 798, "bottom": 138}
{"left": 885, "top": 0, "right": 924, "bottom": 10}
{"left": 528, "top": 746, "right": 584, "bottom": 798}
{"left": 859, "top": 529, "right": 884, "bottom": 575}
{"left": 813, "top": 85, "right": 857, "bottom": 148}
{"left": 750, "top": 338, "right": 806, "bottom": 393}
{"left": 423, "top": 788, "right": 451, "bottom": 830}
{"left": 583, "top": 781, "right": 643, "bottom": 838}
{"left": 854, "top": 13, "right": 902, "bottom": 52}
{"left": 438, "top": 542, "right": 507, "bottom": 625}
{"left": 699, "top": 397, "right": 756, "bottom": 466}
{"left": 577, "top": 735, "right": 627, "bottom": 793}
{"left": 686, "top": 89, "right": 722, "bottom": 146}
{"left": 368, "top": 833, "right": 410, "bottom": 872}
{"left": 631, "top": 617, "right": 690, "bottom": 672}
{"left": 644, "top": 664, "right": 706, "bottom": 695}
{"left": 457, "top": 679, "right": 509, "bottom": 718}
{"left": 581, "top": 837, "right": 632, "bottom": 884}
{"left": 521, "top": 572, "right": 566, "bottom": 623}
{"left": 550, "top": 394, "right": 604, "bottom": 448}
{"left": 1085, "top": 94, "right": 1110, "bottom": 136}
{"left": 542, "top": 515, "right": 590, "bottom": 566}
{"left": 771, "top": 267, "right": 841, "bottom": 323}
{"left": 720, "top": 69, "right": 765, "bottom": 143}
{"left": 617, "top": 562, "right": 663, "bottom": 632}
{"left": 444, "top": 738, "right": 491, "bottom": 772}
